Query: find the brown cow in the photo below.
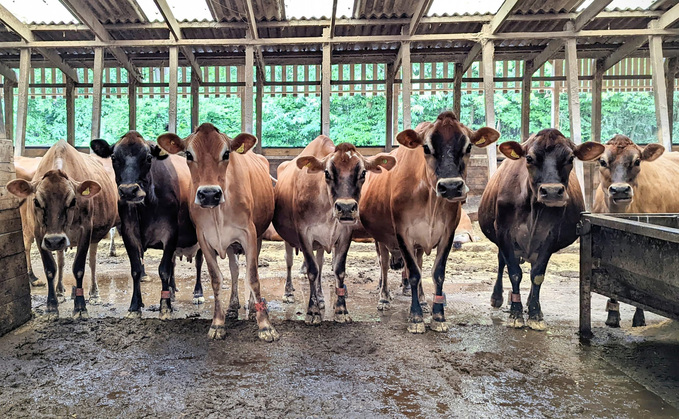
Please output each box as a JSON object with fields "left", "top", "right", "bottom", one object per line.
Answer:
{"left": 158, "top": 123, "right": 277, "bottom": 341}
{"left": 593, "top": 134, "right": 679, "bottom": 327}
{"left": 360, "top": 111, "right": 500, "bottom": 333}
{"left": 14, "top": 156, "right": 45, "bottom": 287}
{"left": 479, "top": 129, "right": 604, "bottom": 330}
{"left": 7, "top": 140, "right": 118, "bottom": 318}
{"left": 273, "top": 135, "right": 396, "bottom": 324}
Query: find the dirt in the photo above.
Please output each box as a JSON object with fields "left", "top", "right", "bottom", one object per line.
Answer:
{"left": 1, "top": 221, "right": 678, "bottom": 418}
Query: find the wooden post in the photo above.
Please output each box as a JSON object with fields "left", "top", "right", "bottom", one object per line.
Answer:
{"left": 453, "top": 62, "right": 462, "bottom": 118}
{"left": 128, "top": 79, "right": 137, "bottom": 131}
{"left": 385, "top": 63, "right": 394, "bottom": 151}
{"left": 66, "top": 76, "right": 75, "bottom": 145}
{"left": 255, "top": 75, "right": 263, "bottom": 154}
{"left": 321, "top": 28, "right": 331, "bottom": 137}
{"left": 521, "top": 60, "right": 533, "bottom": 141}
{"left": 587, "top": 59, "right": 605, "bottom": 209}
{"left": 190, "top": 73, "right": 199, "bottom": 131}
{"left": 168, "top": 46, "right": 178, "bottom": 133}
{"left": 4, "top": 81, "right": 14, "bottom": 141}
{"left": 91, "top": 47, "right": 104, "bottom": 140}
{"left": 401, "top": 42, "right": 412, "bottom": 130}
{"left": 665, "top": 57, "right": 678, "bottom": 143}
{"left": 15, "top": 49, "right": 29, "bottom": 157}
{"left": 481, "top": 31, "right": 497, "bottom": 177}
{"left": 243, "top": 45, "right": 254, "bottom": 134}
{"left": 649, "top": 21, "right": 672, "bottom": 150}
{"left": 552, "top": 60, "right": 561, "bottom": 129}
{"left": 579, "top": 216, "right": 593, "bottom": 339}
{"left": 565, "top": 23, "right": 585, "bottom": 202}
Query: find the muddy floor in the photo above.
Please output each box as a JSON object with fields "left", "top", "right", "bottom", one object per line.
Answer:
{"left": 1, "top": 221, "right": 679, "bottom": 418}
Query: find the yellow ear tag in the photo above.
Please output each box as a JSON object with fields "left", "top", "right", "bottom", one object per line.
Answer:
{"left": 82, "top": 187, "right": 90, "bottom": 196}
{"left": 510, "top": 150, "right": 520, "bottom": 159}
{"left": 158, "top": 148, "right": 168, "bottom": 156}
{"left": 305, "top": 162, "right": 311, "bottom": 168}
{"left": 170, "top": 140, "right": 176, "bottom": 146}
{"left": 475, "top": 138, "right": 486, "bottom": 146}
{"left": 236, "top": 144, "right": 245, "bottom": 154}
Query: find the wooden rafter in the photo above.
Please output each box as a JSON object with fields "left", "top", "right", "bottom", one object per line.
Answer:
{"left": 330, "top": 0, "right": 339, "bottom": 38}
{"left": 152, "top": 0, "right": 203, "bottom": 83}
{"left": 242, "top": 0, "right": 267, "bottom": 81}
{"left": 393, "top": 0, "right": 433, "bottom": 76}
{"left": 0, "top": 60, "right": 17, "bottom": 84}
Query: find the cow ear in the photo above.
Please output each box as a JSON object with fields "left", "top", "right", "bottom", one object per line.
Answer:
{"left": 641, "top": 143, "right": 664, "bottom": 162}
{"left": 365, "top": 154, "right": 397, "bottom": 173}
{"left": 157, "top": 133, "right": 185, "bottom": 154}
{"left": 574, "top": 141, "right": 605, "bottom": 161}
{"left": 7, "top": 179, "right": 35, "bottom": 198}
{"left": 231, "top": 133, "right": 258, "bottom": 154}
{"left": 470, "top": 127, "right": 501, "bottom": 148}
{"left": 498, "top": 141, "right": 525, "bottom": 160}
{"left": 297, "top": 156, "right": 325, "bottom": 173}
{"left": 396, "top": 129, "right": 423, "bottom": 149}
{"left": 76, "top": 180, "right": 101, "bottom": 199}
{"left": 90, "top": 139, "right": 113, "bottom": 158}
{"left": 149, "top": 143, "right": 169, "bottom": 160}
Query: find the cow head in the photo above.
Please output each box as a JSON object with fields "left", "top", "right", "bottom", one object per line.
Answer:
{"left": 396, "top": 111, "right": 500, "bottom": 202}
{"left": 157, "top": 123, "right": 255, "bottom": 209}
{"left": 597, "top": 134, "right": 664, "bottom": 212}
{"left": 7, "top": 170, "right": 101, "bottom": 251}
{"left": 91, "top": 131, "right": 168, "bottom": 204}
{"left": 499, "top": 129, "right": 605, "bottom": 207}
{"left": 296, "top": 141, "right": 396, "bottom": 224}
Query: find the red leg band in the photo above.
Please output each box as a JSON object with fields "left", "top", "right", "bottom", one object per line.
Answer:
{"left": 433, "top": 294, "right": 446, "bottom": 305}
{"left": 254, "top": 299, "right": 268, "bottom": 313}
{"left": 336, "top": 286, "right": 346, "bottom": 297}
{"left": 606, "top": 301, "right": 620, "bottom": 312}
{"left": 161, "top": 290, "right": 171, "bottom": 299}
{"left": 75, "top": 288, "right": 84, "bottom": 297}
{"left": 511, "top": 293, "right": 521, "bottom": 303}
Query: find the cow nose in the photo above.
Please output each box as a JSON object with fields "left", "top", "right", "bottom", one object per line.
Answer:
{"left": 609, "top": 183, "right": 632, "bottom": 197}
{"left": 436, "top": 178, "right": 466, "bottom": 200}
{"left": 43, "top": 234, "right": 68, "bottom": 251}
{"left": 537, "top": 183, "right": 567, "bottom": 205}
{"left": 119, "top": 183, "right": 143, "bottom": 201}
{"left": 334, "top": 199, "right": 359, "bottom": 222}
{"left": 196, "top": 186, "right": 223, "bottom": 208}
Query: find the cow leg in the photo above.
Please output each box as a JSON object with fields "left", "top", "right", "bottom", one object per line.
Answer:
{"left": 490, "top": 251, "right": 506, "bottom": 308}
{"left": 605, "top": 298, "right": 621, "bottom": 328}
{"left": 242, "top": 226, "right": 279, "bottom": 342}
{"left": 38, "top": 247, "right": 59, "bottom": 320}
{"left": 377, "top": 242, "right": 391, "bottom": 310}
{"left": 374, "top": 242, "right": 382, "bottom": 292}
{"left": 158, "top": 240, "right": 178, "bottom": 321}
{"left": 282, "top": 242, "right": 295, "bottom": 303}
{"left": 401, "top": 268, "right": 410, "bottom": 296}
{"left": 55, "top": 250, "right": 66, "bottom": 299}
{"left": 396, "top": 234, "right": 425, "bottom": 334}
{"left": 332, "top": 234, "right": 352, "bottom": 323}
{"left": 169, "top": 255, "right": 177, "bottom": 301}
{"left": 226, "top": 247, "right": 240, "bottom": 319}
{"left": 120, "top": 236, "right": 145, "bottom": 318}
{"left": 108, "top": 228, "right": 116, "bottom": 257}
{"left": 300, "top": 239, "right": 322, "bottom": 326}
{"left": 192, "top": 249, "right": 205, "bottom": 304}
{"left": 430, "top": 232, "right": 455, "bottom": 333}
{"left": 498, "top": 238, "right": 524, "bottom": 328}
{"left": 199, "top": 239, "right": 227, "bottom": 339}
{"left": 25, "top": 235, "right": 44, "bottom": 287}
{"left": 632, "top": 308, "right": 646, "bottom": 327}
{"left": 140, "top": 255, "right": 150, "bottom": 283}
{"left": 416, "top": 248, "right": 429, "bottom": 314}
{"left": 526, "top": 254, "right": 551, "bottom": 331}
{"left": 315, "top": 249, "right": 325, "bottom": 310}
{"left": 88, "top": 242, "right": 101, "bottom": 304}
{"left": 71, "top": 235, "right": 91, "bottom": 320}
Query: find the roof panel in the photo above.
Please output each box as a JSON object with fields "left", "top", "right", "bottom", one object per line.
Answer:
{"left": 0, "top": 0, "right": 78, "bottom": 24}
{"left": 428, "top": 0, "right": 504, "bottom": 16}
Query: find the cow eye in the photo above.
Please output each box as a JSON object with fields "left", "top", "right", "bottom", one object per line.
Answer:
{"left": 33, "top": 198, "right": 41, "bottom": 209}
{"left": 525, "top": 155, "right": 534, "bottom": 164}
{"left": 599, "top": 159, "right": 607, "bottom": 168}
{"left": 324, "top": 169, "right": 331, "bottom": 180}
{"left": 222, "top": 150, "right": 230, "bottom": 161}
{"left": 568, "top": 155, "right": 575, "bottom": 164}
{"left": 359, "top": 170, "right": 366, "bottom": 180}
{"left": 423, "top": 145, "right": 431, "bottom": 155}
{"left": 185, "top": 151, "right": 193, "bottom": 161}
{"left": 634, "top": 159, "right": 641, "bottom": 167}
{"left": 466, "top": 144, "right": 472, "bottom": 154}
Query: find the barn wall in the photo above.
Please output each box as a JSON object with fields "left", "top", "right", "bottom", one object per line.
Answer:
{"left": 0, "top": 135, "right": 31, "bottom": 337}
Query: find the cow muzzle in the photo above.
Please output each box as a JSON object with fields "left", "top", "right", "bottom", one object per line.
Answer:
{"left": 196, "top": 185, "right": 224, "bottom": 208}
{"left": 42, "top": 233, "right": 70, "bottom": 251}
{"left": 608, "top": 182, "right": 633, "bottom": 205}
{"left": 333, "top": 199, "right": 359, "bottom": 224}
{"left": 537, "top": 183, "right": 568, "bottom": 207}
{"left": 436, "top": 177, "right": 468, "bottom": 202}
{"left": 119, "top": 183, "right": 145, "bottom": 203}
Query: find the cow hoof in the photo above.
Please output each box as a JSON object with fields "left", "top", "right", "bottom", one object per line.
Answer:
{"left": 605, "top": 311, "right": 621, "bottom": 328}
{"left": 507, "top": 315, "right": 525, "bottom": 329}
{"left": 402, "top": 286, "right": 411, "bottom": 297}
{"left": 377, "top": 299, "right": 391, "bottom": 311}
{"left": 334, "top": 313, "right": 352, "bottom": 324}
{"left": 430, "top": 320, "right": 449, "bottom": 333}
{"left": 632, "top": 309, "right": 646, "bottom": 327}
{"left": 140, "top": 275, "right": 151, "bottom": 283}
{"left": 207, "top": 325, "right": 226, "bottom": 340}
{"left": 193, "top": 296, "right": 205, "bottom": 305}
{"left": 420, "top": 302, "right": 430, "bottom": 314}
{"left": 282, "top": 294, "right": 295, "bottom": 304}
{"left": 125, "top": 310, "right": 142, "bottom": 319}
{"left": 72, "top": 309, "right": 88, "bottom": 320}
{"left": 526, "top": 318, "right": 546, "bottom": 331}
{"left": 305, "top": 313, "right": 322, "bottom": 326}
{"left": 490, "top": 296, "right": 503, "bottom": 308}
{"left": 56, "top": 289, "right": 65, "bottom": 298}
{"left": 30, "top": 276, "right": 45, "bottom": 287}
{"left": 258, "top": 326, "right": 280, "bottom": 342}
{"left": 159, "top": 310, "right": 172, "bottom": 321}
{"left": 407, "top": 321, "right": 426, "bottom": 334}
{"left": 89, "top": 295, "right": 102, "bottom": 305}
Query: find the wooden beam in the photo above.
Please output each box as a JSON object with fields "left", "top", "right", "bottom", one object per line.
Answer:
{"left": 408, "top": 0, "right": 434, "bottom": 36}
{"left": 3, "top": 81, "right": 13, "bottom": 141}
{"left": 591, "top": 59, "right": 604, "bottom": 143}
{"left": 330, "top": 0, "right": 339, "bottom": 38}
{"left": 255, "top": 75, "right": 263, "bottom": 153}
{"left": 385, "top": 63, "right": 394, "bottom": 151}
{"left": 552, "top": 62, "right": 561, "bottom": 129}
{"left": 665, "top": 57, "right": 679, "bottom": 141}
{"left": 482, "top": 38, "right": 496, "bottom": 177}
{"left": 461, "top": 43, "right": 482, "bottom": 74}
{"left": 0, "top": 61, "right": 16, "bottom": 84}
{"left": 574, "top": 0, "right": 613, "bottom": 31}
{"left": 453, "top": 62, "right": 462, "bottom": 118}
{"left": 564, "top": 23, "right": 585, "bottom": 204}
{"left": 168, "top": 46, "right": 178, "bottom": 133}
{"left": 402, "top": 42, "right": 412, "bottom": 130}
{"left": 532, "top": 40, "right": 565, "bottom": 73}
{"left": 602, "top": 37, "right": 647, "bottom": 72}
{"left": 649, "top": 21, "right": 672, "bottom": 150}
{"left": 657, "top": 2, "right": 679, "bottom": 29}
{"left": 243, "top": 45, "right": 254, "bottom": 134}
{"left": 128, "top": 79, "right": 137, "bottom": 131}
{"left": 521, "top": 60, "right": 532, "bottom": 141}
{"left": 91, "top": 47, "right": 104, "bottom": 139}
{"left": 152, "top": 0, "right": 202, "bottom": 83}
{"left": 190, "top": 73, "right": 199, "bottom": 131}
{"left": 65, "top": 76, "right": 75, "bottom": 145}
{"left": 488, "top": 0, "right": 521, "bottom": 34}
{"left": 321, "top": 29, "right": 331, "bottom": 137}
{"left": 15, "top": 49, "right": 29, "bottom": 157}
{"left": 242, "top": 0, "right": 267, "bottom": 84}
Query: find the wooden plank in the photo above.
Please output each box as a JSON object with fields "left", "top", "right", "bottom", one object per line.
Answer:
{"left": 0, "top": 62, "right": 17, "bottom": 85}
{"left": 66, "top": 77, "right": 75, "bottom": 145}
{"left": 330, "top": 0, "right": 339, "bottom": 38}
{"left": 649, "top": 21, "right": 672, "bottom": 150}
{"left": 0, "top": 230, "right": 24, "bottom": 257}
{"left": 408, "top": 0, "right": 434, "bottom": 36}
{"left": 579, "top": 217, "right": 593, "bottom": 338}
{"left": 0, "top": 214, "right": 21, "bottom": 235}
{"left": 91, "top": 47, "right": 104, "bottom": 139}
{"left": 128, "top": 80, "right": 137, "bottom": 131}
{"left": 482, "top": 38, "right": 496, "bottom": 177}
{"left": 255, "top": 76, "right": 263, "bottom": 153}
{"left": 321, "top": 29, "right": 331, "bottom": 137}
{"left": 574, "top": 0, "right": 613, "bottom": 31}
{"left": 454, "top": 62, "right": 462, "bottom": 118}
{"left": 565, "top": 24, "right": 585, "bottom": 203}
{"left": 461, "top": 43, "right": 482, "bottom": 75}
{"left": 14, "top": 49, "right": 29, "bottom": 157}
{"left": 402, "top": 43, "right": 412, "bottom": 130}
{"left": 521, "top": 60, "right": 532, "bottom": 141}
{"left": 168, "top": 46, "right": 178, "bottom": 133}
{"left": 243, "top": 46, "right": 254, "bottom": 134}
{"left": 4, "top": 82, "right": 14, "bottom": 141}
{"left": 666, "top": 58, "right": 679, "bottom": 141}
{"left": 385, "top": 63, "right": 394, "bottom": 152}
{"left": 0, "top": 294, "right": 31, "bottom": 337}
{"left": 658, "top": 2, "right": 679, "bottom": 29}
{"left": 488, "top": 0, "right": 521, "bottom": 34}
{"left": 190, "top": 74, "right": 199, "bottom": 131}
{"left": 591, "top": 59, "right": 604, "bottom": 144}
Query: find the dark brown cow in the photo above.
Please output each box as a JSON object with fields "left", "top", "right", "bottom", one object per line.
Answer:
{"left": 158, "top": 123, "right": 277, "bottom": 341}
{"left": 360, "top": 111, "right": 500, "bottom": 333}
{"left": 7, "top": 140, "right": 118, "bottom": 318}
{"left": 593, "top": 135, "right": 679, "bottom": 327}
{"left": 273, "top": 135, "right": 396, "bottom": 324}
{"left": 479, "top": 129, "right": 604, "bottom": 330}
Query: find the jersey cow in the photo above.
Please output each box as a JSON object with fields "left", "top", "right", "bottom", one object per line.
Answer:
{"left": 479, "top": 129, "right": 604, "bottom": 330}
{"left": 14, "top": 156, "right": 44, "bottom": 287}
{"left": 360, "top": 111, "right": 500, "bottom": 333}
{"left": 7, "top": 141, "right": 117, "bottom": 319}
{"left": 593, "top": 134, "right": 679, "bottom": 327}
{"left": 273, "top": 136, "right": 396, "bottom": 324}
{"left": 91, "top": 131, "right": 204, "bottom": 320}
{"left": 158, "top": 123, "right": 277, "bottom": 342}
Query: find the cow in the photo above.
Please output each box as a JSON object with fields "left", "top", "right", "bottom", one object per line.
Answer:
{"left": 360, "top": 111, "right": 500, "bottom": 333}
{"left": 91, "top": 131, "right": 205, "bottom": 320}
{"left": 14, "top": 156, "right": 45, "bottom": 287}
{"left": 7, "top": 140, "right": 118, "bottom": 318}
{"left": 478, "top": 129, "right": 604, "bottom": 330}
{"left": 273, "top": 135, "right": 396, "bottom": 324}
{"left": 157, "top": 123, "right": 278, "bottom": 342}
{"left": 592, "top": 134, "right": 679, "bottom": 328}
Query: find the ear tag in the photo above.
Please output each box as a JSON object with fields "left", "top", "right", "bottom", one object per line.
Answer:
{"left": 158, "top": 148, "right": 168, "bottom": 156}
{"left": 305, "top": 162, "right": 312, "bottom": 168}
{"left": 475, "top": 138, "right": 486, "bottom": 146}
{"left": 382, "top": 159, "right": 388, "bottom": 164}
{"left": 236, "top": 144, "right": 245, "bottom": 154}
{"left": 170, "top": 140, "right": 176, "bottom": 146}
{"left": 82, "top": 187, "right": 90, "bottom": 196}
{"left": 510, "top": 150, "right": 520, "bottom": 159}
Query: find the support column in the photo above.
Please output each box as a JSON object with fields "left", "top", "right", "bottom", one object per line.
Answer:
{"left": 168, "top": 46, "right": 178, "bottom": 133}
{"left": 591, "top": 59, "right": 604, "bottom": 144}
{"left": 552, "top": 59, "right": 561, "bottom": 129}
{"left": 128, "top": 79, "right": 137, "bottom": 131}
{"left": 453, "top": 62, "right": 462, "bottom": 118}
{"left": 649, "top": 21, "right": 672, "bottom": 150}
{"left": 521, "top": 60, "right": 533, "bottom": 141}
{"left": 481, "top": 32, "right": 497, "bottom": 177}
{"left": 4, "top": 81, "right": 14, "bottom": 141}
{"left": 243, "top": 46, "right": 254, "bottom": 134}
{"left": 255, "top": 75, "right": 263, "bottom": 154}
{"left": 385, "top": 63, "right": 394, "bottom": 151}
{"left": 66, "top": 77, "right": 75, "bottom": 145}
{"left": 15, "top": 49, "right": 30, "bottom": 156}
{"left": 565, "top": 23, "right": 585, "bottom": 201}
{"left": 91, "top": 47, "right": 104, "bottom": 140}
{"left": 190, "top": 73, "right": 199, "bottom": 131}
{"left": 401, "top": 42, "right": 412, "bottom": 130}
{"left": 665, "top": 57, "right": 678, "bottom": 143}
{"left": 321, "top": 30, "right": 331, "bottom": 137}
